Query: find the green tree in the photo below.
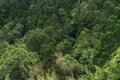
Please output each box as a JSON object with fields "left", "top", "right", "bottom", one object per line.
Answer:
{"left": 0, "top": 43, "right": 38, "bottom": 80}
{"left": 72, "top": 28, "right": 100, "bottom": 65}
{"left": 24, "top": 27, "right": 56, "bottom": 79}
{"left": 104, "top": 47, "right": 120, "bottom": 80}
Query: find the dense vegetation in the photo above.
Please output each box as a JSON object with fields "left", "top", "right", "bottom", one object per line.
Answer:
{"left": 0, "top": 0, "right": 120, "bottom": 80}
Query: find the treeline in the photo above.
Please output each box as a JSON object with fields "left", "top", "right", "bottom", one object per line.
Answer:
{"left": 0, "top": 0, "right": 120, "bottom": 80}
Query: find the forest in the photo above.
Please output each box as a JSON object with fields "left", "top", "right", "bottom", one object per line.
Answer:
{"left": 0, "top": 0, "right": 120, "bottom": 80}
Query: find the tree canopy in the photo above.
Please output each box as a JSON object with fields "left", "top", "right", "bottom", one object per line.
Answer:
{"left": 0, "top": 0, "right": 120, "bottom": 80}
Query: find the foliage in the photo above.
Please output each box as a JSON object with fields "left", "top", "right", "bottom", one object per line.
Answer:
{"left": 0, "top": 0, "right": 120, "bottom": 80}
{"left": 0, "top": 43, "right": 38, "bottom": 80}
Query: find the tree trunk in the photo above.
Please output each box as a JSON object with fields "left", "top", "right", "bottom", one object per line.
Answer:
{"left": 43, "top": 71, "right": 46, "bottom": 80}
